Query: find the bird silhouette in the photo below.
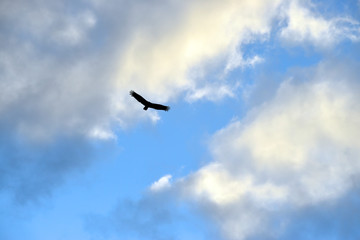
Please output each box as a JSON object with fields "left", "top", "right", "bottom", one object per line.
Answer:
{"left": 130, "top": 90, "right": 170, "bottom": 111}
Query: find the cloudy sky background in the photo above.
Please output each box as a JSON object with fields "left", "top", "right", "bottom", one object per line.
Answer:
{"left": 1, "top": 0, "right": 360, "bottom": 239}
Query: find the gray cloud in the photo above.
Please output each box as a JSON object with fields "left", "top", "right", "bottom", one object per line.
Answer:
{"left": 85, "top": 189, "right": 220, "bottom": 240}
{"left": 0, "top": 0, "right": 121, "bottom": 141}
{"left": 0, "top": 0, "right": 124, "bottom": 202}
{"left": 274, "top": 190, "right": 360, "bottom": 240}
{"left": 0, "top": 130, "right": 98, "bottom": 204}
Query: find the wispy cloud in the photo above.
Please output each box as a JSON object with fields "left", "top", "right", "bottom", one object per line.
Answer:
{"left": 225, "top": 52, "right": 264, "bottom": 73}
{"left": 185, "top": 82, "right": 238, "bottom": 102}
{"left": 280, "top": 0, "right": 360, "bottom": 47}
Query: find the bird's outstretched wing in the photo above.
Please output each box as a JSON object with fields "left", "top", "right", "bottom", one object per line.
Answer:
{"left": 149, "top": 103, "right": 170, "bottom": 111}
{"left": 130, "top": 90, "right": 149, "bottom": 106}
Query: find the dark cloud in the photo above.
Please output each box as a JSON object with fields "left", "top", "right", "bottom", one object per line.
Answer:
{"left": 0, "top": 1, "right": 117, "bottom": 140}
{"left": 0, "top": 0, "right": 124, "bottom": 203}
{"left": 276, "top": 188, "right": 360, "bottom": 240}
{"left": 85, "top": 189, "right": 220, "bottom": 240}
{"left": 0, "top": 130, "right": 95, "bottom": 204}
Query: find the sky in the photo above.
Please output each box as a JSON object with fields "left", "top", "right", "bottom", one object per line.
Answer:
{"left": 1, "top": 0, "right": 360, "bottom": 239}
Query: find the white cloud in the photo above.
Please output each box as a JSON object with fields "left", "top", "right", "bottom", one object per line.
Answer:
{"left": 182, "top": 163, "right": 288, "bottom": 207}
{"left": 88, "top": 126, "right": 116, "bottom": 140}
{"left": 115, "top": 0, "right": 284, "bottom": 102}
{"left": 174, "top": 61, "right": 360, "bottom": 240}
{"left": 109, "top": 0, "right": 293, "bottom": 127}
{"left": 185, "top": 83, "right": 237, "bottom": 102}
{"left": 150, "top": 174, "right": 172, "bottom": 192}
{"left": 225, "top": 51, "right": 264, "bottom": 73}
{"left": 280, "top": 0, "right": 360, "bottom": 47}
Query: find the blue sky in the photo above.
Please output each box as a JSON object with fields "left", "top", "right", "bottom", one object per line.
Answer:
{"left": 1, "top": 0, "right": 360, "bottom": 239}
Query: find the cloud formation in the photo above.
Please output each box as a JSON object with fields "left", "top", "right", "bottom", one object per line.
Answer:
{"left": 1, "top": 0, "right": 359, "bottom": 217}
{"left": 150, "top": 174, "right": 172, "bottom": 192}
{"left": 116, "top": 0, "right": 283, "bottom": 100}
{"left": 2, "top": 0, "right": 358, "bottom": 141}
{"left": 0, "top": 0, "right": 282, "bottom": 141}
{"left": 280, "top": 0, "right": 360, "bottom": 47}
{"left": 174, "top": 61, "right": 360, "bottom": 240}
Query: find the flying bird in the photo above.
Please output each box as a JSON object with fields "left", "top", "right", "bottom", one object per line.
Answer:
{"left": 130, "top": 90, "right": 170, "bottom": 111}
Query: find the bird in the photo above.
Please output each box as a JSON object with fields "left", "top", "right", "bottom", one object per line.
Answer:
{"left": 130, "top": 90, "right": 170, "bottom": 111}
